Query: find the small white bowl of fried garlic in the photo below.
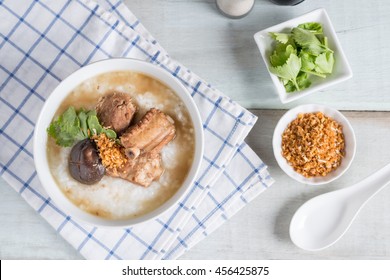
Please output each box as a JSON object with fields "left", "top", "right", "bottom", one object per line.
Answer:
{"left": 273, "top": 104, "right": 356, "bottom": 185}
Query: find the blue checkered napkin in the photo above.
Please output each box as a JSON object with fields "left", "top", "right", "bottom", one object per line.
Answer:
{"left": 162, "top": 143, "right": 274, "bottom": 259}
{"left": 0, "top": 0, "right": 273, "bottom": 260}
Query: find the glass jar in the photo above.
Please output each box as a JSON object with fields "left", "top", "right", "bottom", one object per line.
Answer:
{"left": 216, "top": 0, "right": 255, "bottom": 19}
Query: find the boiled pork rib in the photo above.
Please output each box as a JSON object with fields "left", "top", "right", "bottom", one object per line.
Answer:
{"left": 105, "top": 108, "right": 176, "bottom": 187}
{"left": 106, "top": 152, "right": 164, "bottom": 187}
{"left": 120, "top": 108, "right": 176, "bottom": 159}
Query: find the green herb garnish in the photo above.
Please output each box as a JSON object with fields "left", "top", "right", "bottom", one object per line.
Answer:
{"left": 47, "top": 106, "right": 116, "bottom": 147}
{"left": 269, "top": 22, "right": 335, "bottom": 93}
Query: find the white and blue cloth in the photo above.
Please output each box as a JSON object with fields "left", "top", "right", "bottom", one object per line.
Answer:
{"left": 0, "top": 0, "right": 274, "bottom": 259}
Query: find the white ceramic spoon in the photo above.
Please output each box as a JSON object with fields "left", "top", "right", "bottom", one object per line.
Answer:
{"left": 290, "top": 163, "right": 390, "bottom": 251}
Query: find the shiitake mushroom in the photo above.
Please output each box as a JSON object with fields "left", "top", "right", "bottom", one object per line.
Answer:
{"left": 69, "top": 139, "right": 105, "bottom": 185}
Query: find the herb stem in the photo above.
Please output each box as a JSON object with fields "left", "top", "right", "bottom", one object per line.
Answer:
{"left": 292, "top": 79, "right": 300, "bottom": 91}
{"left": 302, "top": 69, "right": 327, "bottom": 78}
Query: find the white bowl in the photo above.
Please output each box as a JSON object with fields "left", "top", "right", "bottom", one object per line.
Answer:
{"left": 273, "top": 104, "right": 356, "bottom": 185}
{"left": 33, "top": 58, "right": 204, "bottom": 227}
{"left": 254, "top": 8, "right": 353, "bottom": 104}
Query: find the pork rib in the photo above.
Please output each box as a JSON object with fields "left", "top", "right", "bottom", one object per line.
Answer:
{"left": 106, "top": 152, "right": 164, "bottom": 187}
{"left": 120, "top": 108, "right": 176, "bottom": 159}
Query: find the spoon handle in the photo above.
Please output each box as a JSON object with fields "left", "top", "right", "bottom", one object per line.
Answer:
{"left": 353, "top": 162, "right": 390, "bottom": 204}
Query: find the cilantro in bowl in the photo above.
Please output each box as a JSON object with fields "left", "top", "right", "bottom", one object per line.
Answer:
{"left": 269, "top": 22, "right": 335, "bottom": 93}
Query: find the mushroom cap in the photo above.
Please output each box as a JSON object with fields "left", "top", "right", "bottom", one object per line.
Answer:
{"left": 69, "top": 139, "right": 105, "bottom": 185}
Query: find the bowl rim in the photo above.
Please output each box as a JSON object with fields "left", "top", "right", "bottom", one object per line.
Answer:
{"left": 253, "top": 8, "right": 353, "bottom": 104}
{"left": 272, "top": 104, "right": 356, "bottom": 185}
{"left": 33, "top": 58, "right": 204, "bottom": 228}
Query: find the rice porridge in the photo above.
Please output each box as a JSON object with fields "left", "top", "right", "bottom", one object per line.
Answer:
{"left": 47, "top": 71, "right": 195, "bottom": 220}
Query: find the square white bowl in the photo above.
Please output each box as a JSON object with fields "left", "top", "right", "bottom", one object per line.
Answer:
{"left": 254, "top": 8, "right": 353, "bottom": 104}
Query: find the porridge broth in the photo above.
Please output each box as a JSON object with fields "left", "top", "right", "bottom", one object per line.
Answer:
{"left": 47, "top": 71, "right": 195, "bottom": 220}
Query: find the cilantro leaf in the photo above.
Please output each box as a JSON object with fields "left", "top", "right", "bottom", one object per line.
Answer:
{"left": 292, "top": 27, "right": 332, "bottom": 55}
{"left": 270, "top": 53, "right": 302, "bottom": 90}
{"left": 284, "top": 72, "right": 312, "bottom": 92}
{"left": 297, "top": 22, "right": 323, "bottom": 34}
{"left": 284, "top": 80, "right": 295, "bottom": 92}
{"left": 87, "top": 109, "right": 97, "bottom": 117}
{"left": 269, "top": 32, "right": 291, "bottom": 44}
{"left": 78, "top": 109, "right": 89, "bottom": 137}
{"left": 86, "top": 114, "right": 116, "bottom": 139}
{"left": 47, "top": 106, "right": 118, "bottom": 147}
{"left": 300, "top": 51, "right": 316, "bottom": 71}
{"left": 62, "top": 107, "right": 84, "bottom": 140}
{"left": 323, "top": 36, "right": 329, "bottom": 48}
{"left": 87, "top": 115, "right": 102, "bottom": 136}
{"left": 315, "top": 51, "right": 334, "bottom": 74}
{"left": 270, "top": 44, "right": 297, "bottom": 67}
{"left": 292, "top": 27, "right": 321, "bottom": 47}
{"left": 296, "top": 72, "right": 312, "bottom": 89}
{"left": 47, "top": 107, "right": 86, "bottom": 147}
{"left": 102, "top": 128, "right": 117, "bottom": 139}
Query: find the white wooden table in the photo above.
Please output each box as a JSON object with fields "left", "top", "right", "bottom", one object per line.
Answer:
{"left": 1, "top": 0, "right": 390, "bottom": 259}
